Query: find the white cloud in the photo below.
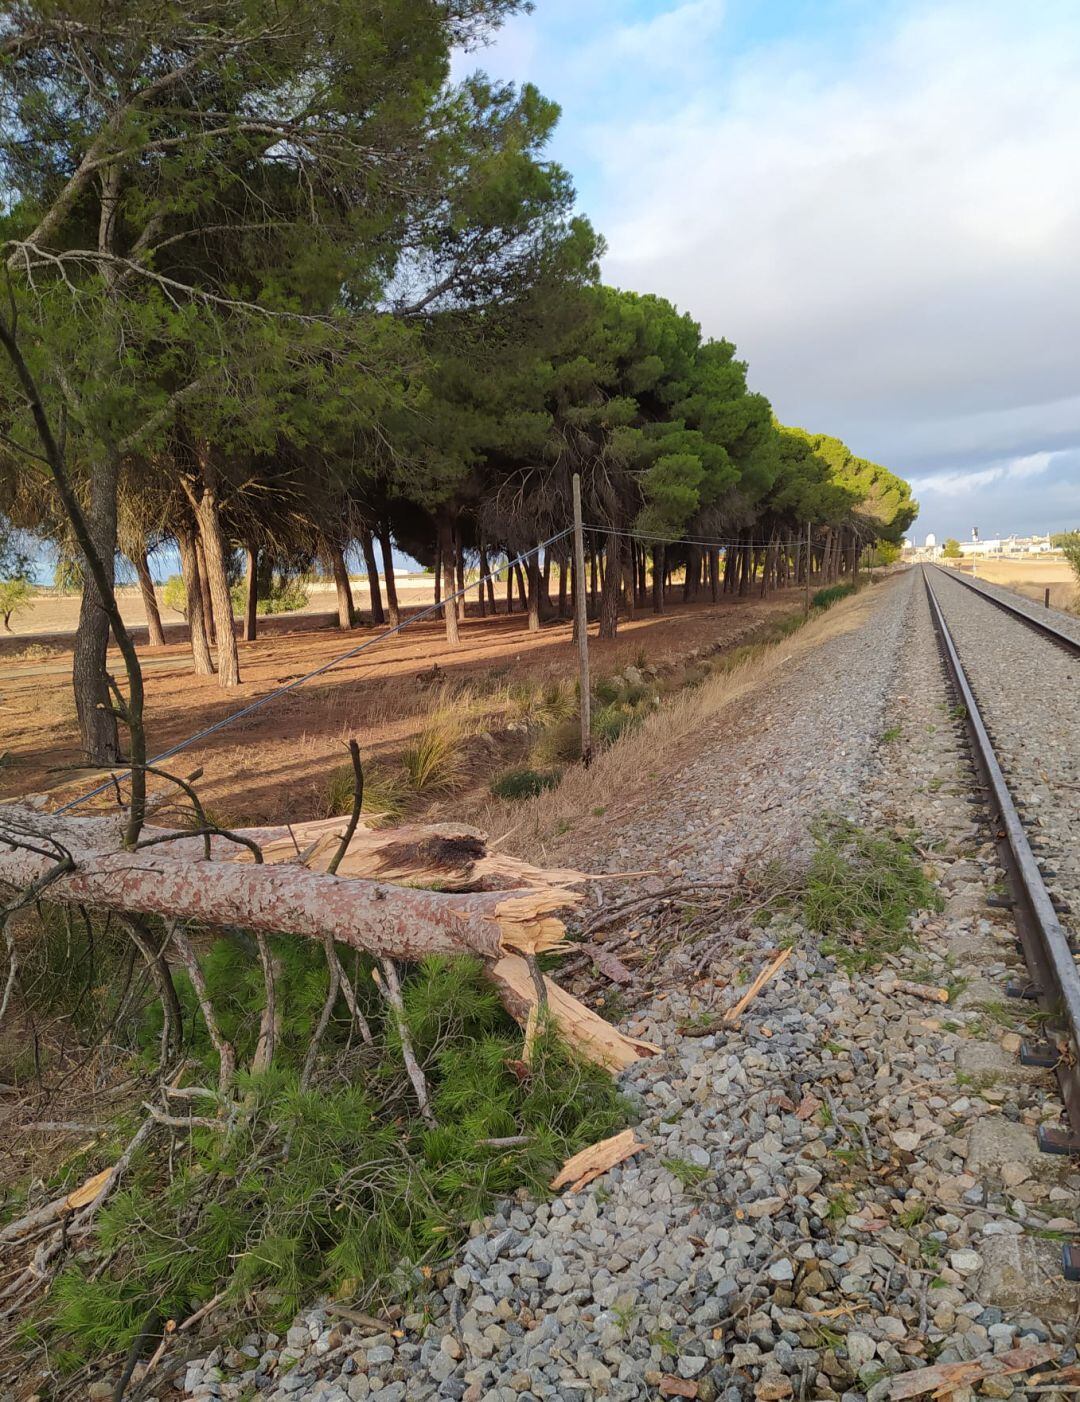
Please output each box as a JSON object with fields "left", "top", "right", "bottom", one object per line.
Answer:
{"left": 1008, "top": 451, "right": 1056, "bottom": 480}
{"left": 464, "top": 0, "right": 1080, "bottom": 537}
{"left": 581, "top": 0, "right": 1080, "bottom": 536}
{"left": 596, "top": 0, "right": 726, "bottom": 71}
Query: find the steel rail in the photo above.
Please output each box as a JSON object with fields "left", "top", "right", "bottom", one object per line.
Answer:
{"left": 930, "top": 564, "right": 1080, "bottom": 656}
{"left": 923, "top": 566, "right": 1080, "bottom": 1234}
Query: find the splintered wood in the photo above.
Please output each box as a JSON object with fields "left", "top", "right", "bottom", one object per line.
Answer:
{"left": 879, "top": 977, "right": 949, "bottom": 1004}
{"left": 550, "top": 1129, "right": 645, "bottom": 1193}
{"left": 886, "top": 1342, "right": 1059, "bottom": 1398}
{"left": 723, "top": 947, "right": 794, "bottom": 1025}
{"left": 63, "top": 1167, "right": 111, "bottom": 1211}
{"left": 0, "top": 806, "right": 653, "bottom": 1073}
{"left": 490, "top": 956, "right": 660, "bottom": 1072}
{"left": 244, "top": 818, "right": 588, "bottom": 895}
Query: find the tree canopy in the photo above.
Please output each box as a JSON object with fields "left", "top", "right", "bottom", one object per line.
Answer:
{"left": 0, "top": 0, "right": 918, "bottom": 770}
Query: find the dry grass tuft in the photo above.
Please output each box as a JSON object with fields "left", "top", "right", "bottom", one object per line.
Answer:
{"left": 324, "top": 763, "right": 407, "bottom": 821}
{"left": 400, "top": 702, "right": 469, "bottom": 794}
{"left": 472, "top": 584, "right": 881, "bottom": 862}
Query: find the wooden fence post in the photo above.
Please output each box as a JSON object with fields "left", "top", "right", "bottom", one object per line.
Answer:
{"left": 572, "top": 475, "right": 592, "bottom": 767}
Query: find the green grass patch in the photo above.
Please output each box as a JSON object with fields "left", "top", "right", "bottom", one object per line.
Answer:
{"left": 400, "top": 711, "right": 467, "bottom": 793}
{"left": 489, "top": 767, "right": 561, "bottom": 801}
{"left": 325, "top": 763, "right": 406, "bottom": 821}
{"left": 805, "top": 819, "right": 940, "bottom": 972}
{"left": 811, "top": 583, "right": 856, "bottom": 610}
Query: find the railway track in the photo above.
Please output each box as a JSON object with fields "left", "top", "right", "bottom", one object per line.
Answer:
{"left": 922, "top": 565, "right": 1080, "bottom": 1278}
{"left": 931, "top": 563, "right": 1080, "bottom": 652}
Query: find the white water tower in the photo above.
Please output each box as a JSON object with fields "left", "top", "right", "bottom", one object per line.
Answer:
{"left": 925, "top": 533, "right": 936, "bottom": 550}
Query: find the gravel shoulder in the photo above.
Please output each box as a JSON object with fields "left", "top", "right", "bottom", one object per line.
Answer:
{"left": 932, "top": 568, "right": 1080, "bottom": 647}
{"left": 177, "top": 571, "right": 1080, "bottom": 1402}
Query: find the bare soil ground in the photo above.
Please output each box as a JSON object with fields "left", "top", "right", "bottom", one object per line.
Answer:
{"left": 0, "top": 575, "right": 436, "bottom": 644}
{"left": 0, "top": 587, "right": 808, "bottom": 825}
{"left": 950, "top": 556, "right": 1078, "bottom": 611}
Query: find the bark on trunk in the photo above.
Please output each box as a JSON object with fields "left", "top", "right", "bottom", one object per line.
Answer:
{"left": 73, "top": 454, "right": 121, "bottom": 764}
{"left": 455, "top": 537, "right": 466, "bottom": 622}
{"left": 598, "top": 539, "right": 621, "bottom": 640}
{"left": 0, "top": 811, "right": 575, "bottom": 969}
{"left": 189, "top": 472, "right": 239, "bottom": 687}
{"left": 437, "top": 513, "right": 459, "bottom": 645}
{"left": 557, "top": 560, "right": 568, "bottom": 618}
{"left": 177, "top": 527, "right": 215, "bottom": 676}
{"left": 526, "top": 549, "right": 541, "bottom": 632}
{"left": 330, "top": 545, "right": 355, "bottom": 630}
{"left": 360, "top": 528, "right": 384, "bottom": 626}
{"left": 478, "top": 545, "right": 489, "bottom": 617}
{"left": 378, "top": 524, "right": 399, "bottom": 626}
{"left": 243, "top": 545, "right": 258, "bottom": 642}
{"left": 133, "top": 549, "right": 165, "bottom": 647}
{"left": 505, "top": 557, "right": 514, "bottom": 613}
{"left": 195, "top": 535, "right": 215, "bottom": 645}
{"left": 652, "top": 545, "right": 665, "bottom": 613}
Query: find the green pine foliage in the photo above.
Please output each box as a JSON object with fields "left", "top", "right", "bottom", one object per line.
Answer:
{"left": 33, "top": 928, "right": 622, "bottom": 1366}
{"left": 804, "top": 820, "right": 941, "bottom": 970}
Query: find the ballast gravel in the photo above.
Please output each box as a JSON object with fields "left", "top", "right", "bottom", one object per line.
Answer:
{"left": 171, "top": 571, "right": 1080, "bottom": 1402}
{"left": 928, "top": 567, "right": 1080, "bottom": 946}
{"left": 931, "top": 567, "right": 1080, "bottom": 648}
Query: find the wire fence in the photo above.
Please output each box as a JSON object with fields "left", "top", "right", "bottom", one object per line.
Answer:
{"left": 57, "top": 528, "right": 574, "bottom": 814}
{"left": 55, "top": 517, "right": 869, "bottom": 815}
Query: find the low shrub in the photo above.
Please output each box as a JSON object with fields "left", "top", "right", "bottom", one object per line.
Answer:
{"left": 531, "top": 715, "right": 583, "bottom": 766}
{"left": 506, "top": 678, "right": 576, "bottom": 727}
{"left": 231, "top": 579, "right": 309, "bottom": 616}
{"left": 591, "top": 702, "right": 642, "bottom": 747}
{"left": 811, "top": 583, "right": 855, "bottom": 610}
{"left": 325, "top": 763, "right": 406, "bottom": 821}
{"left": 14, "top": 642, "right": 60, "bottom": 661}
{"left": 592, "top": 675, "right": 623, "bottom": 707}
{"left": 0, "top": 575, "right": 32, "bottom": 630}
{"left": 490, "top": 767, "right": 561, "bottom": 801}
{"left": 161, "top": 575, "right": 187, "bottom": 616}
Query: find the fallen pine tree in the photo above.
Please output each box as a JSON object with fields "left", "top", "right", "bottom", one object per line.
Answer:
{"left": 0, "top": 805, "right": 656, "bottom": 1072}
{"left": 0, "top": 798, "right": 655, "bottom": 1391}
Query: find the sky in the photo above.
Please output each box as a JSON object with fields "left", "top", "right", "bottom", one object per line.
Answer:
{"left": 456, "top": 0, "right": 1080, "bottom": 544}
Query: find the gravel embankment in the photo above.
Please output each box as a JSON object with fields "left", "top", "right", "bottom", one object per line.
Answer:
{"left": 928, "top": 567, "right": 1080, "bottom": 939}
{"left": 173, "top": 571, "right": 1080, "bottom": 1402}
{"left": 931, "top": 568, "right": 1080, "bottom": 647}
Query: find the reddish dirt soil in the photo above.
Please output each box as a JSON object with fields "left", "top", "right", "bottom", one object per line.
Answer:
{"left": 0, "top": 590, "right": 806, "bottom": 824}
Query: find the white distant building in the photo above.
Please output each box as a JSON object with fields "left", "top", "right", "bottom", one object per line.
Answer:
{"left": 959, "top": 538, "right": 1001, "bottom": 556}
{"left": 924, "top": 533, "right": 936, "bottom": 550}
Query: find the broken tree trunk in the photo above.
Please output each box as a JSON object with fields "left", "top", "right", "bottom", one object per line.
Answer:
{"left": 0, "top": 807, "right": 572, "bottom": 962}
{"left": 0, "top": 807, "right": 650, "bottom": 1073}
